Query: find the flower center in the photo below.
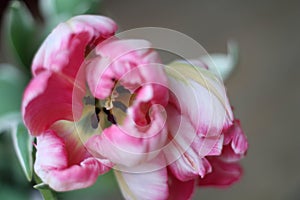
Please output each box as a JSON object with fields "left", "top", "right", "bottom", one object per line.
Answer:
{"left": 81, "top": 81, "right": 135, "bottom": 133}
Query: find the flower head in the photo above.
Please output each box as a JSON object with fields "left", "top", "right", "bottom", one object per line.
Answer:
{"left": 22, "top": 15, "right": 248, "bottom": 199}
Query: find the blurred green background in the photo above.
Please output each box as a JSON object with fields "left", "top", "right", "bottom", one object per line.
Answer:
{"left": 1, "top": 0, "right": 300, "bottom": 199}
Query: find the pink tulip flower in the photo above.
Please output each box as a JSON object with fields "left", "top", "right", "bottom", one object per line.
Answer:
{"left": 22, "top": 15, "right": 248, "bottom": 199}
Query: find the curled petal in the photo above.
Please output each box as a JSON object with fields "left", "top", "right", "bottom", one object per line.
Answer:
{"left": 219, "top": 145, "right": 244, "bottom": 163}
{"left": 169, "top": 154, "right": 211, "bottom": 181}
{"left": 192, "top": 134, "right": 224, "bottom": 157}
{"left": 166, "top": 62, "right": 233, "bottom": 138}
{"left": 198, "top": 158, "right": 243, "bottom": 188}
{"left": 35, "top": 130, "right": 111, "bottom": 191}
{"left": 224, "top": 120, "right": 248, "bottom": 156}
{"left": 22, "top": 71, "right": 85, "bottom": 136}
{"left": 86, "top": 104, "right": 168, "bottom": 168}
{"left": 86, "top": 39, "right": 167, "bottom": 101}
{"left": 165, "top": 105, "right": 212, "bottom": 181}
{"left": 32, "top": 15, "right": 117, "bottom": 77}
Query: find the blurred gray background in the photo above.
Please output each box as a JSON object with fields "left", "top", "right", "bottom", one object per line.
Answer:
{"left": 101, "top": 0, "right": 300, "bottom": 199}
{"left": 1, "top": 0, "right": 300, "bottom": 199}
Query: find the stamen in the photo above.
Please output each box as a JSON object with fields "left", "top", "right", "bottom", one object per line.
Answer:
{"left": 91, "top": 113, "right": 99, "bottom": 129}
{"left": 104, "top": 97, "right": 114, "bottom": 110}
{"left": 91, "top": 107, "right": 101, "bottom": 129}
{"left": 103, "top": 107, "right": 116, "bottom": 124}
{"left": 116, "top": 86, "right": 129, "bottom": 94}
{"left": 113, "top": 101, "right": 127, "bottom": 113}
{"left": 83, "top": 96, "right": 95, "bottom": 105}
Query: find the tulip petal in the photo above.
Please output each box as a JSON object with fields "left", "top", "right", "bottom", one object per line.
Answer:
{"left": 165, "top": 105, "right": 212, "bottom": 181}
{"left": 167, "top": 171, "right": 195, "bottom": 200}
{"left": 32, "top": 15, "right": 117, "bottom": 78}
{"left": 166, "top": 62, "right": 233, "bottom": 138}
{"left": 224, "top": 120, "right": 248, "bottom": 155}
{"left": 198, "top": 158, "right": 242, "bottom": 187}
{"left": 86, "top": 104, "right": 168, "bottom": 168}
{"left": 22, "top": 71, "right": 85, "bottom": 136}
{"left": 86, "top": 39, "right": 167, "bottom": 101}
{"left": 34, "top": 130, "right": 111, "bottom": 191}
{"left": 114, "top": 164, "right": 168, "bottom": 200}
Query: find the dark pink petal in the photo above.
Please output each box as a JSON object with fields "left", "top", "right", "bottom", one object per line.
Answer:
{"left": 22, "top": 71, "right": 85, "bottom": 136}
{"left": 167, "top": 171, "right": 195, "bottom": 200}
{"left": 192, "top": 134, "right": 224, "bottom": 157}
{"left": 198, "top": 158, "right": 243, "bottom": 188}
{"left": 32, "top": 15, "right": 117, "bottom": 78}
{"left": 34, "top": 130, "right": 111, "bottom": 191}
{"left": 219, "top": 145, "right": 245, "bottom": 163}
{"left": 169, "top": 154, "right": 211, "bottom": 181}
{"left": 114, "top": 161, "right": 168, "bottom": 200}
{"left": 223, "top": 120, "right": 248, "bottom": 156}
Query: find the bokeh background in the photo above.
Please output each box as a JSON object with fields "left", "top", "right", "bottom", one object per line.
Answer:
{"left": 1, "top": 0, "right": 300, "bottom": 199}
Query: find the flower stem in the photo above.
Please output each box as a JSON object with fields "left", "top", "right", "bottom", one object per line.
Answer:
{"left": 33, "top": 172, "right": 58, "bottom": 200}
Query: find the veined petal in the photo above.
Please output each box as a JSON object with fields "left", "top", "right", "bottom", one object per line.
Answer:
{"left": 165, "top": 105, "right": 212, "bottom": 181}
{"left": 166, "top": 62, "right": 233, "bottom": 138}
{"left": 198, "top": 158, "right": 242, "bottom": 187}
{"left": 32, "top": 15, "right": 117, "bottom": 78}
{"left": 22, "top": 71, "right": 85, "bottom": 136}
{"left": 34, "top": 130, "right": 111, "bottom": 191}
{"left": 45, "top": 158, "right": 109, "bottom": 191}
{"left": 192, "top": 134, "right": 224, "bottom": 157}
{"left": 169, "top": 153, "right": 211, "bottom": 181}
{"left": 114, "top": 162, "right": 168, "bottom": 200}
{"left": 34, "top": 130, "right": 68, "bottom": 170}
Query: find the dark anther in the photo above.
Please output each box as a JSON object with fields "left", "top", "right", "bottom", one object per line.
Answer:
{"left": 91, "top": 107, "right": 101, "bottom": 129}
{"left": 91, "top": 113, "right": 99, "bottom": 129}
{"left": 113, "top": 101, "right": 127, "bottom": 113}
{"left": 103, "top": 107, "right": 117, "bottom": 124}
{"left": 116, "top": 86, "right": 129, "bottom": 94}
{"left": 84, "top": 96, "right": 95, "bottom": 105}
{"left": 95, "top": 107, "right": 101, "bottom": 115}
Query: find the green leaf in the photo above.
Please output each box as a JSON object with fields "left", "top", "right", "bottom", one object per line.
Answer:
{"left": 201, "top": 40, "right": 239, "bottom": 81}
{"left": 4, "top": 1, "right": 40, "bottom": 69}
{"left": 11, "top": 121, "right": 34, "bottom": 181}
{"left": 0, "top": 112, "right": 34, "bottom": 182}
{"left": 39, "top": 189, "right": 58, "bottom": 200}
{"left": 40, "top": 0, "right": 102, "bottom": 26}
{"left": 55, "top": 0, "right": 101, "bottom": 15}
{"left": 0, "top": 64, "right": 28, "bottom": 116}
{"left": 39, "top": 0, "right": 103, "bottom": 44}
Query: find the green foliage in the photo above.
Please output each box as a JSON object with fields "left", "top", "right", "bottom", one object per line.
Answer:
{"left": 54, "top": 0, "right": 102, "bottom": 15}
{"left": 12, "top": 122, "right": 34, "bottom": 181}
{"left": 4, "top": 1, "right": 42, "bottom": 69}
{"left": 201, "top": 41, "right": 239, "bottom": 81}
{"left": 0, "top": 133, "right": 31, "bottom": 200}
{"left": 0, "top": 64, "right": 28, "bottom": 116}
{"left": 40, "top": 0, "right": 103, "bottom": 34}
